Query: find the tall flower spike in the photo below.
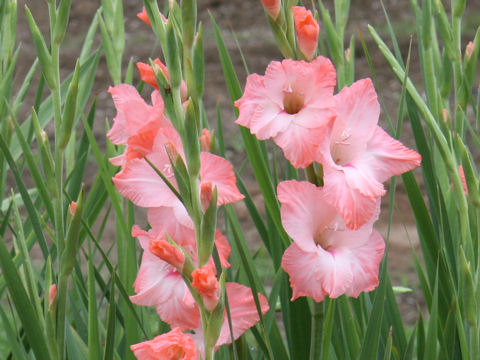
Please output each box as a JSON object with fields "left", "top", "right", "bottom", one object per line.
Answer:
{"left": 292, "top": 6, "right": 319, "bottom": 61}
{"left": 235, "top": 57, "right": 336, "bottom": 168}
{"left": 278, "top": 180, "right": 385, "bottom": 302}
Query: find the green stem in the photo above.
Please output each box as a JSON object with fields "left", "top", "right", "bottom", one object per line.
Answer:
{"left": 309, "top": 300, "right": 324, "bottom": 360}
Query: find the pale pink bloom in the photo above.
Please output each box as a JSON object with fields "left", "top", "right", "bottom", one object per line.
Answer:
{"left": 191, "top": 264, "right": 220, "bottom": 312}
{"left": 130, "top": 216, "right": 232, "bottom": 329}
{"left": 199, "top": 128, "right": 212, "bottom": 152}
{"left": 131, "top": 327, "right": 198, "bottom": 360}
{"left": 261, "top": 0, "right": 281, "bottom": 20}
{"left": 317, "top": 78, "right": 421, "bottom": 229}
{"left": 107, "top": 84, "right": 171, "bottom": 146}
{"left": 130, "top": 225, "right": 200, "bottom": 330}
{"left": 113, "top": 150, "right": 244, "bottom": 210}
{"left": 278, "top": 180, "right": 385, "bottom": 302}
{"left": 235, "top": 57, "right": 336, "bottom": 168}
{"left": 191, "top": 282, "right": 270, "bottom": 354}
{"left": 292, "top": 6, "right": 319, "bottom": 61}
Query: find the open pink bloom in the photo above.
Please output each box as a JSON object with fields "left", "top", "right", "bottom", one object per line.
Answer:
{"left": 113, "top": 149, "right": 244, "bottom": 210}
{"left": 191, "top": 282, "right": 270, "bottom": 355}
{"left": 278, "top": 180, "right": 385, "bottom": 302}
{"left": 131, "top": 327, "right": 198, "bottom": 360}
{"left": 292, "top": 6, "right": 319, "bottom": 61}
{"left": 130, "top": 225, "right": 200, "bottom": 330}
{"left": 107, "top": 84, "right": 171, "bottom": 146}
{"left": 317, "top": 78, "right": 422, "bottom": 229}
{"left": 235, "top": 57, "right": 336, "bottom": 168}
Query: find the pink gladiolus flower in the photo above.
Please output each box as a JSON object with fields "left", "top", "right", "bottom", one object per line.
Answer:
{"left": 131, "top": 327, "right": 198, "bottom": 360}
{"left": 191, "top": 282, "right": 270, "bottom": 354}
{"left": 278, "top": 180, "right": 385, "bottom": 302}
{"left": 137, "top": 7, "right": 152, "bottom": 27}
{"left": 292, "top": 6, "right": 319, "bottom": 61}
{"left": 107, "top": 84, "right": 170, "bottom": 146}
{"left": 130, "top": 218, "right": 232, "bottom": 330}
{"left": 191, "top": 264, "right": 220, "bottom": 312}
{"left": 317, "top": 78, "right": 422, "bottom": 229}
{"left": 261, "top": 0, "right": 281, "bottom": 20}
{"left": 235, "top": 57, "right": 336, "bottom": 168}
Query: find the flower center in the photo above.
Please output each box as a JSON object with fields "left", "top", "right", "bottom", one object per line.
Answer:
{"left": 283, "top": 90, "right": 304, "bottom": 115}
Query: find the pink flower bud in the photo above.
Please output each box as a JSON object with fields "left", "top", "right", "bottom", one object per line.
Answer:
{"left": 49, "top": 284, "right": 57, "bottom": 306}
{"left": 442, "top": 109, "right": 450, "bottom": 122}
{"left": 261, "top": 0, "right": 281, "bottom": 20}
{"left": 137, "top": 7, "right": 151, "bottom": 27}
{"left": 466, "top": 41, "right": 474, "bottom": 60}
{"left": 200, "top": 181, "right": 213, "bottom": 212}
{"left": 191, "top": 264, "right": 219, "bottom": 311}
{"left": 150, "top": 235, "right": 185, "bottom": 270}
{"left": 200, "top": 129, "right": 212, "bottom": 152}
{"left": 136, "top": 58, "right": 169, "bottom": 90}
{"left": 458, "top": 165, "right": 468, "bottom": 195}
{"left": 69, "top": 201, "right": 77, "bottom": 215}
{"left": 292, "top": 6, "right": 319, "bottom": 61}
{"left": 164, "top": 141, "right": 179, "bottom": 161}
{"left": 345, "top": 48, "right": 351, "bottom": 62}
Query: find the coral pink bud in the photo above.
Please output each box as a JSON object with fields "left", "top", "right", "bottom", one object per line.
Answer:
{"left": 261, "top": 0, "right": 281, "bottom": 20}
{"left": 137, "top": 59, "right": 169, "bottom": 89}
{"left": 466, "top": 41, "right": 474, "bottom": 60}
{"left": 150, "top": 235, "right": 186, "bottom": 270}
{"left": 345, "top": 48, "right": 351, "bottom": 62}
{"left": 200, "top": 181, "right": 213, "bottom": 212}
{"left": 292, "top": 6, "right": 319, "bottom": 61}
{"left": 49, "top": 284, "right": 57, "bottom": 306}
{"left": 164, "top": 141, "right": 179, "bottom": 161}
{"left": 137, "top": 7, "right": 151, "bottom": 27}
{"left": 458, "top": 165, "right": 468, "bottom": 195}
{"left": 69, "top": 201, "right": 77, "bottom": 215}
{"left": 442, "top": 109, "right": 449, "bottom": 122}
{"left": 200, "top": 129, "right": 212, "bottom": 152}
{"left": 191, "top": 264, "right": 220, "bottom": 311}
{"left": 131, "top": 327, "right": 198, "bottom": 360}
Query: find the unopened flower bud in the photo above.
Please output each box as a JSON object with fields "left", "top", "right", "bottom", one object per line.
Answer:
{"left": 191, "top": 264, "right": 219, "bottom": 312}
{"left": 49, "top": 284, "right": 57, "bottom": 306}
{"left": 345, "top": 48, "right": 351, "bottom": 62}
{"left": 69, "top": 201, "right": 77, "bottom": 215}
{"left": 150, "top": 235, "right": 185, "bottom": 270}
{"left": 442, "top": 109, "right": 450, "bottom": 123}
{"left": 137, "top": 59, "right": 169, "bottom": 89}
{"left": 137, "top": 7, "right": 152, "bottom": 27}
{"left": 261, "top": 0, "right": 281, "bottom": 20}
{"left": 165, "top": 141, "right": 179, "bottom": 161}
{"left": 200, "top": 129, "right": 212, "bottom": 152}
{"left": 292, "top": 6, "right": 319, "bottom": 61}
{"left": 458, "top": 165, "right": 468, "bottom": 195}
{"left": 200, "top": 181, "right": 213, "bottom": 212}
{"left": 465, "top": 41, "right": 474, "bottom": 60}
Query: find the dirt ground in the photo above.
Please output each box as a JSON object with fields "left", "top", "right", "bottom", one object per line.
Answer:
{"left": 13, "top": 0, "right": 480, "bottom": 325}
